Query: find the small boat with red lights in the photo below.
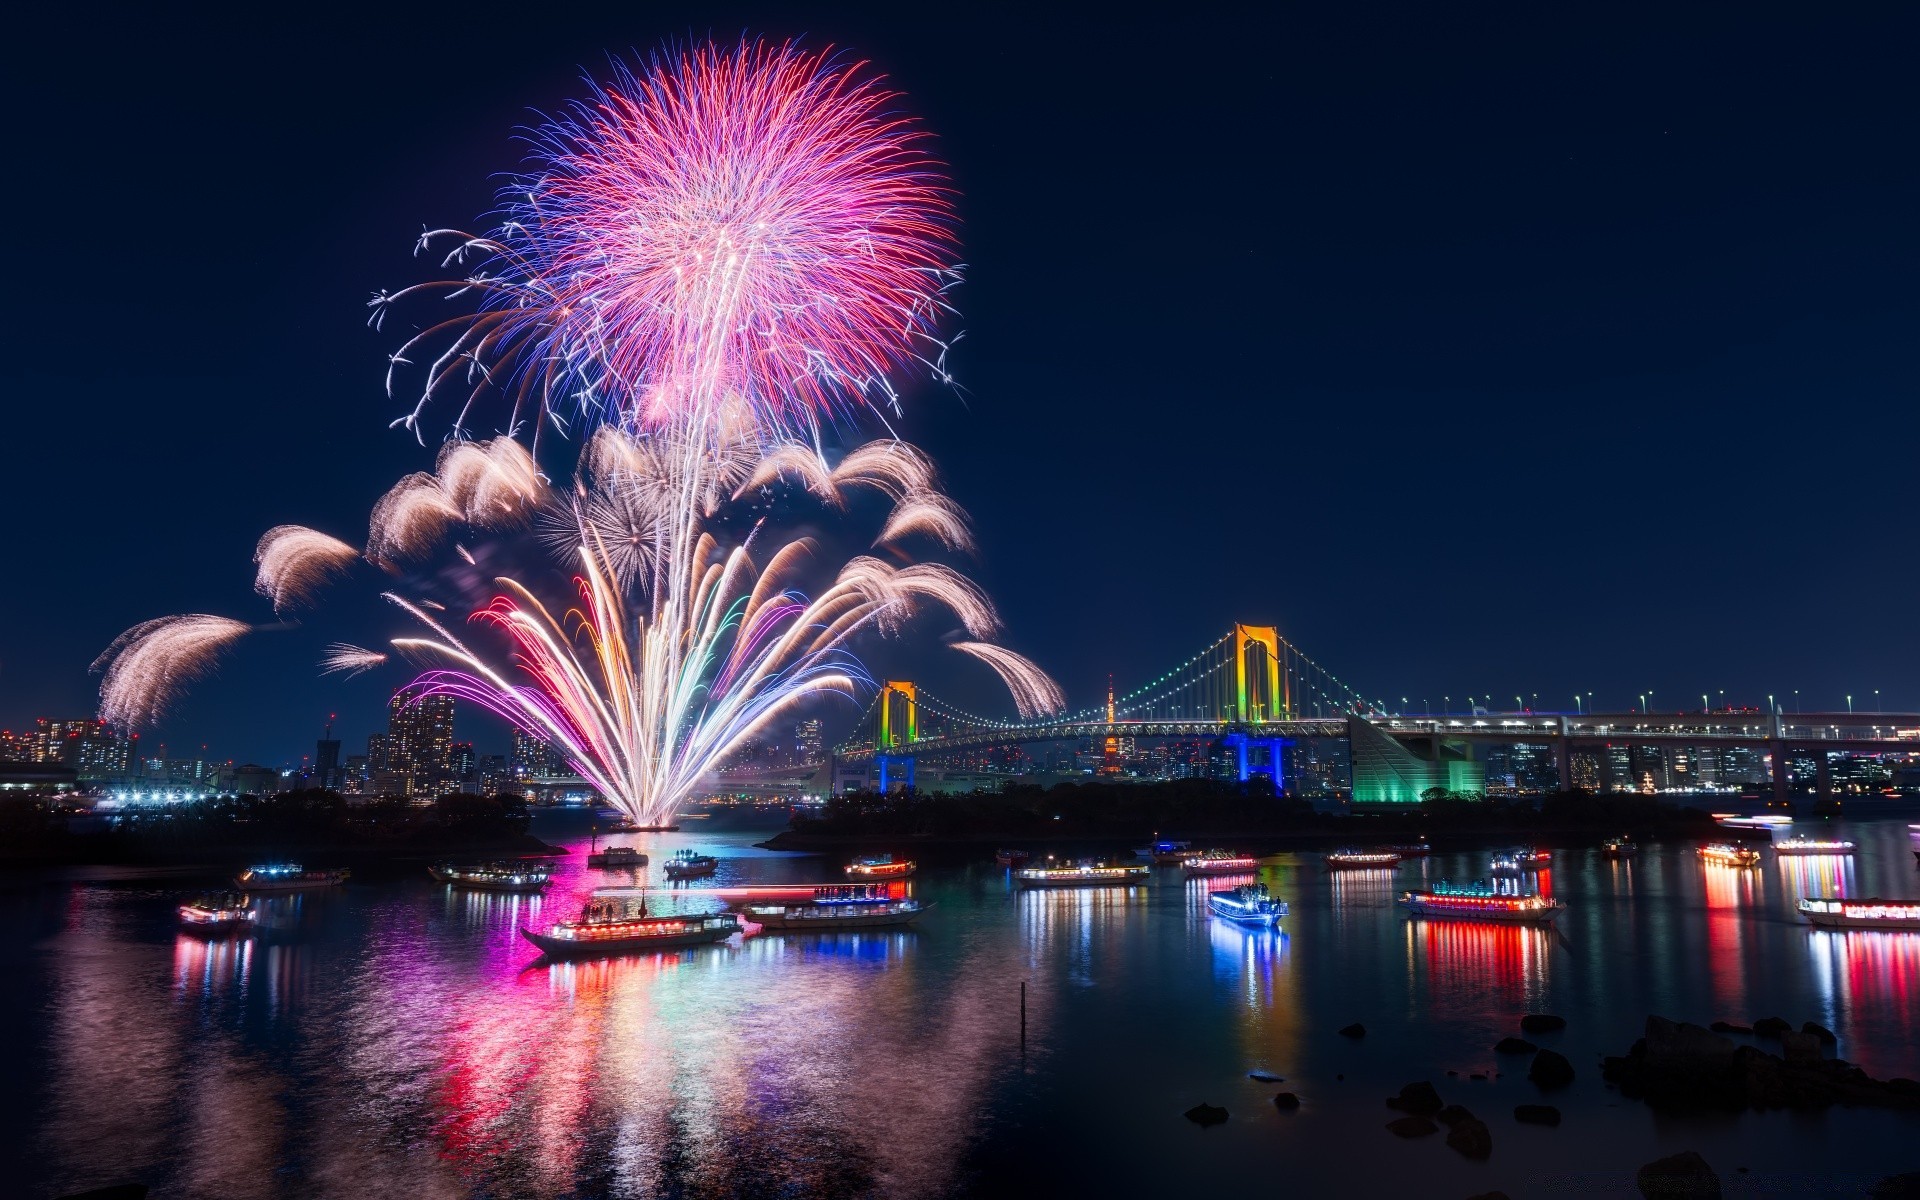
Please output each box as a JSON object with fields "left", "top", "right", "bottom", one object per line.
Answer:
{"left": 234, "top": 863, "right": 349, "bottom": 891}
{"left": 1017, "top": 859, "right": 1151, "bottom": 887}
{"left": 663, "top": 849, "right": 719, "bottom": 880}
{"left": 179, "top": 892, "right": 255, "bottom": 931}
{"left": 522, "top": 898, "right": 739, "bottom": 959}
{"left": 1325, "top": 849, "right": 1402, "bottom": 869}
{"left": 1399, "top": 882, "right": 1563, "bottom": 925}
{"left": 740, "top": 884, "right": 931, "bottom": 931}
{"left": 1799, "top": 897, "right": 1920, "bottom": 931}
{"left": 846, "top": 853, "right": 915, "bottom": 880}
{"left": 1699, "top": 843, "right": 1762, "bottom": 868}
{"left": 429, "top": 861, "right": 552, "bottom": 890}
{"left": 995, "top": 848, "right": 1031, "bottom": 867}
{"left": 1772, "top": 838, "right": 1856, "bottom": 856}
{"left": 1207, "top": 883, "right": 1287, "bottom": 927}
{"left": 1182, "top": 849, "right": 1259, "bottom": 876}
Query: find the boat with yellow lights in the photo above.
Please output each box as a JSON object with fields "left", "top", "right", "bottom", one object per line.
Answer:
{"left": 522, "top": 898, "right": 739, "bottom": 959}
{"left": 846, "top": 853, "right": 915, "bottom": 880}
{"left": 233, "top": 863, "right": 349, "bottom": 891}
{"left": 1016, "top": 859, "right": 1151, "bottom": 887}
{"left": 1799, "top": 897, "right": 1920, "bottom": 931}
{"left": 740, "top": 884, "right": 931, "bottom": 930}
{"left": 1699, "top": 843, "right": 1762, "bottom": 867}
{"left": 586, "top": 845, "right": 648, "bottom": 868}
{"left": 1182, "top": 849, "right": 1259, "bottom": 876}
{"left": 179, "top": 892, "right": 255, "bottom": 931}
{"left": 428, "top": 861, "right": 552, "bottom": 890}
{"left": 1325, "top": 849, "right": 1402, "bottom": 869}
{"left": 1399, "top": 882, "right": 1563, "bottom": 925}
{"left": 1602, "top": 837, "right": 1637, "bottom": 858}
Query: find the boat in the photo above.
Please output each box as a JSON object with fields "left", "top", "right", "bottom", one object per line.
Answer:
{"left": 1137, "top": 840, "right": 1193, "bottom": 865}
{"left": 233, "top": 863, "right": 350, "bottom": 891}
{"left": 1602, "top": 837, "right": 1638, "bottom": 858}
{"left": 846, "top": 853, "right": 915, "bottom": 880}
{"left": 428, "top": 861, "right": 553, "bottom": 890}
{"left": 1384, "top": 840, "right": 1432, "bottom": 858}
{"left": 607, "top": 821, "right": 680, "bottom": 833}
{"left": 994, "top": 848, "right": 1031, "bottom": 867}
{"left": 1182, "top": 849, "right": 1260, "bottom": 876}
{"left": 1699, "top": 843, "right": 1762, "bottom": 867}
{"left": 1399, "top": 882, "right": 1564, "bottom": 925}
{"left": 1206, "top": 883, "right": 1288, "bottom": 927}
{"left": 586, "top": 845, "right": 648, "bottom": 868}
{"left": 1491, "top": 847, "right": 1550, "bottom": 873}
{"left": 1772, "top": 838, "right": 1856, "bottom": 856}
{"left": 1800, "top": 897, "right": 1920, "bottom": 931}
{"left": 522, "top": 898, "right": 739, "bottom": 959}
{"left": 739, "top": 884, "right": 932, "bottom": 930}
{"left": 1016, "top": 860, "right": 1151, "bottom": 887}
{"left": 1325, "top": 849, "right": 1402, "bottom": 869}
{"left": 662, "top": 849, "right": 719, "bottom": 880}
{"left": 179, "top": 892, "right": 255, "bottom": 931}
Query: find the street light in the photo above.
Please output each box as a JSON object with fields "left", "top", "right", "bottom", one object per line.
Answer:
{"left": 1575, "top": 694, "right": 1584, "bottom": 715}
{"left": 1847, "top": 695, "right": 1854, "bottom": 714}
{"left": 1639, "top": 694, "right": 1647, "bottom": 714}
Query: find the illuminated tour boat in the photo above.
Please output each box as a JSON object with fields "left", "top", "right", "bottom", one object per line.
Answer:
{"left": 994, "top": 848, "right": 1031, "bottom": 867}
{"left": 1384, "top": 840, "right": 1432, "bottom": 857}
{"left": 586, "top": 845, "right": 648, "bottom": 868}
{"left": 740, "top": 884, "right": 931, "bottom": 931}
{"left": 233, "top": 863, "right": 350, "bottom": 891}
{"left": 1490, "top": 847, "right": 1551, "bottom": 873}
{"left": 1182, "top": 849, "right": 1260, "bottom": 876}
{"left": 1325, "top": 849, "right": 1402, "bottom": 869}
{"left": 522, "top": 898, "right": 740, "bottom": 959}
{"left": 1016, "top": 859, "right": 1151, "bottom": 888}
{"left": 1139, "top": 839, "right": 1194, "bottom": 865}
{"left": 1771, "top": 838, "right": 1856, "bottom": 856}
{"left": 428, "top": 861, "right": 553, "bottom": 890}
{"left": 663, "top": 849, "right": 719, "bottom": 880}
{"left": 1602, "top": 837, "right": 1638, "bottom": 858}
{"left": 179, "top": 892, "right": 255, "bottom": 931}
{"left": 1399, "top": 882, "right": 1564, "bottom": 925}
{"left": 1206, "top": 883, "right": 1288, "bottom": 927}
{"left": 1699, "top": 843, "right": 1763, "bottom": 868}
{"left": 846, "top": 853, "right": 916, "bottom": 880}
{"left": 1799, "top": 897, "right": 1920, "bottom": 931}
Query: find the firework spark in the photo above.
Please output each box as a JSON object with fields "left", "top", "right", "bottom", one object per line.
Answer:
{"left": 320, "top": 643, "right": 389, "bottom": 677}
{"left": 376, "top": 39, "right": 959, "bottom": 440}
{"left": 254, "top": 526, "right": 359, "bottom": 613}
{"left": 94, "top": 616, "right": 252, "bottom": 728}
{"left": 948, "top": 642, "right": 1065, "bottom": 720}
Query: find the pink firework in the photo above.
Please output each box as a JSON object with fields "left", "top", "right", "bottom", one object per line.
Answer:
{"left": 380, "top": 39, "right": 959, "bottom": 439}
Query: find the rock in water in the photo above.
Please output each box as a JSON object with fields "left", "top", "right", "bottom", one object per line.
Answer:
{"left": 1435, "top": 1104, "right": 1473, "bottom": 1127}
{"left": 1529, "top": 1049, "right": 1576, "bottom": 1089}
{"left": 1514, "top": 1103, "right": 1561, "bottom": 1126}
{"left": 1708, "top": 1020, "right": 1752, "bottom": 1034}
{"left": 1184, "top": 1102, "right": 1228, "bottom": 1127}
{"left": 1495, "top": 1037, "right": 1538, "bottom": 1054}
{"left": 1339, "top": 1022, "right": 1367, "bottom": 1038}
{"left": 1386, "top": 1080, "right": 1444, "bottom": 1115}
{"left": 1248, "top": 1070, "right": 1284, "bottom": 1082}
{"left": 1446, "top": 1115, "right": 1493, "bottom": 1159}
{"left": 1272, "top": 1091, "right": 1301, "bottom": 1111}
{"left": 1385, "top": 1116, "right": 1438, "bottom": 1138}
{"left": 1802, "top": 1021, "right": 1837, "bottom": 1046}
{"left": 1751, "top": 1016, "right": 1792, "bottom": 1038}
{"left": 1636, "top": 1150, "right": 1721, "bottom": 1198}
{"left": 1780, "top": 1031, "right": 1822, "bottom": 1065}
{"left": 1520, "top": 1013, "right": 1566, "bottom": 1034}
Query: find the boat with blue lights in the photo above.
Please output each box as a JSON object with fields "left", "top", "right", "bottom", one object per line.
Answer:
{"left": 1138, "top": 839, "right": 1193, "bottom": 865}
{"left": 1799, "top": 897, "right": 1920, "bottom": 930}
{"left": 233, "top": 863, "right": 349, "bottom": 891}
{"left": 1490, "top": 847, "right": 1550, "bottom": 873}
{"left": 846, "top": 853, "right": 915, "bottom": 880}
{"left": 663, "top": 849, "right": 719, "bottom": 880}
{"left": 1206, "top": 883, "right": 1287, "bottom": 927}
{"left": 740, "top": 884, "right": 931, "bottom": 930}
{"left": 179, "top": 892, "right": 255, "bottom": 931}
{"left": 1399, "top": 882, "right": 1563, "bottom": 925}
{"left": 1017, "top": 859, "right": 1151, "bottom": 887}
{"left": 522, "top": 898, "right": 739, "bottom": 959}
{"left": 429, "top": 861, "right": 553, "bottom": 890}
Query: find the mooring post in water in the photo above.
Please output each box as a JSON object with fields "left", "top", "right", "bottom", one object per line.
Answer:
{"left": 1020, "top": 980, "right": 1026, "bottom": 1052}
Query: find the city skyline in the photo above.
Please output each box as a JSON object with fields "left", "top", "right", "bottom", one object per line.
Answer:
{"left": 3, "top": 4, "right": 1915, "bottom": 767}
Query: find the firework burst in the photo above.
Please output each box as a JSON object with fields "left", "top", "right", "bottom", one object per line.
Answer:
{"left": 377, "top": 39, "right": 959, "bottom": 442}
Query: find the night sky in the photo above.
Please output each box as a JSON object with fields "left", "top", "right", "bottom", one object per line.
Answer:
{"left": 4, "top": 3, "right": 1915, "bottom": 766}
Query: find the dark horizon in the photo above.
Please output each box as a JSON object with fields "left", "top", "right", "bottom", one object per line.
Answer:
{"left": 3, "top": 2, "right": 1915, "bottom": 766}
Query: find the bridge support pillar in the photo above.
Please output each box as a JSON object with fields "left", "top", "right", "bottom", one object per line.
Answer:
{"left": 1224, "top": 733, "right": 1290, "bottom": 790}
{"left": 875, "top": 754, "right": 915, "bottom": 793}
{"left": 1769, "top": 740, "right": 1791, "bottom": 807}
{"left": 1553, "top": 740, "right": 1572, "bottom": 793}
{"left": 1815, "top": 752, "right": 1833, "bottom": 802}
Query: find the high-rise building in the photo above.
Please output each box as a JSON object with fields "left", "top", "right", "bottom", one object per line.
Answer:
{"left": 316, "top": 731, "right": 342, "bottom": 791}
{"left": 794, "top": 719, "right": 824, "bottom": 766}
{"left": 450, "top": 742, "right": 475, "bottom": 787}
{"left": 478, "top": 754, "right": 510, "bottom": 797}
{"left": 29, "top": 718, "right": 134, "bottom": 781}
{"left": 512, "top": 729, "right": 560, "bottom": 779}
{"left": 385, "top": 692, "right": 455, "bottom": 798}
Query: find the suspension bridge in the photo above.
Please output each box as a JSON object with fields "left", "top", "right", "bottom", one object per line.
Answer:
{"left": 819, "top": 624, "right": 1920, "bottom": 805}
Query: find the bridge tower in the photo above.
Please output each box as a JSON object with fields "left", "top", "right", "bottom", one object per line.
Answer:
{"left": 1228, "top": 624, "right": 1291, "bottom": 787}
{"left": 875, "top": 680, "right": 917, "bottom": 792}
